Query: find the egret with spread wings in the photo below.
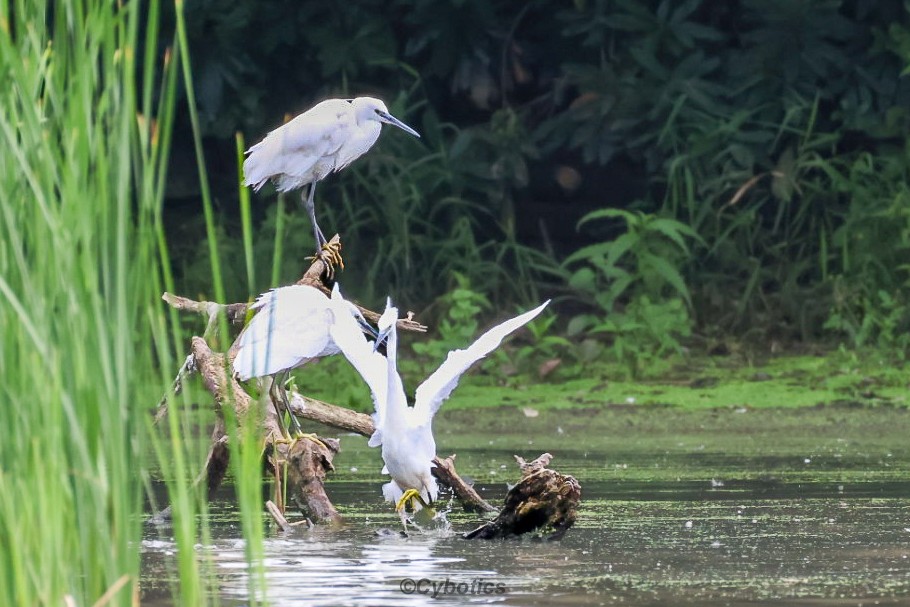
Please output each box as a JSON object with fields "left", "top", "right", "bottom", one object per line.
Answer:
{"left": 329, "top": 290, "right": 550, "bottom": 529}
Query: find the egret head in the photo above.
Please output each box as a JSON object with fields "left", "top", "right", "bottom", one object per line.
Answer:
{"left": 348, "top": 304, "right": 378, "bottom": 338}
{"left": 352, "top": 97, "right": 420, "bottom": 138}
{"left": 330, "top": 283, "right": 379, "bottom": 338}
{"left": 373, "top": 298, "right": 398, "bottom": 352}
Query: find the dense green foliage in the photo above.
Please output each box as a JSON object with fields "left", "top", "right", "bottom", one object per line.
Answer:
{"left": 167, "top": 0, "right": 910, "bottom": 365}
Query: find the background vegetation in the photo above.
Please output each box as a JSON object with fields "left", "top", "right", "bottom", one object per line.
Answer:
{"left": 165, "top": 0, "right": 910, "bottom": 368}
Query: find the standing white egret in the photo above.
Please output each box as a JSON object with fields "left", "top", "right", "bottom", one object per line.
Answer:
{"left": 233, "top": 284, "right": 377, "bottom": 443}
{"left": 329, "top": 291, "right": 551, "bottom": 529}
{"left": 242, "top": 97, "right": 421, "bottom": 269}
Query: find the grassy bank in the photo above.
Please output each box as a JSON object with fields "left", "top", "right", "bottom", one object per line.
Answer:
{"left": 279, "top": 345, "right": 909, "bottom": 416}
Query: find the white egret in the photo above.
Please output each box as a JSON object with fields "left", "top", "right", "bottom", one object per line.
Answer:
{"left": 233, "top": 284, "right": 377, "bottom": 442}
{"left": 329, "top": 291, "right": 551, "bottom": 529}
{"left": 242, "top": 97, "right": 421, "bottom": 268}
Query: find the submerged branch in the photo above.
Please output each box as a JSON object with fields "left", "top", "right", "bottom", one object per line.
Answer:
{"left": 433, "top": 455, "right": 498, "bottom": 513}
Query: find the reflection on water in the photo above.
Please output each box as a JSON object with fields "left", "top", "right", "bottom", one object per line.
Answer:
{"left": 142, "top": 408, "right": 910, "bottom": 605}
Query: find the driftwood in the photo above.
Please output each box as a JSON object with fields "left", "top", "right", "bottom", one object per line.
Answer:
{"left": 155, "top": 236, "right": 576, "bottom": 535}
{"left": 433, "top": 455, "right": 497, "bottom": 513}
{"left": 464, "top": 453, "right": 581, "bottom": 540}
{"left": 191, "top": 336, "right": 343, "bottom": 524}
{"left": 154, "top": 236, "right": 486, "bottom": 525}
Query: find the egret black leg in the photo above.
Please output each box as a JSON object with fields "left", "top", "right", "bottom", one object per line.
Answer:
{"left": 268, "top": 377, "right": 291, "bottom": 440}
{"left": 278, "top": 370, "right": 305, "bottom": 436}
{"left": 277, "top": 371, "right": 327, "bottom": 449}
{"left": 301, "top": 184, "right": 327, "bottom": 250}
{"left": 300, "top": 184, "right": 344, "bottom": 278}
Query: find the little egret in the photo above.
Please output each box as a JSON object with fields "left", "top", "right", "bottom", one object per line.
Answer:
{"left": 329, "top": 293, "right": 550, "bottom": 530}
{"left": 243, "top": 97, "right": 420, "bottom": 269}
{"left": 233, "top": 284, "right": 377, "bottom": 443}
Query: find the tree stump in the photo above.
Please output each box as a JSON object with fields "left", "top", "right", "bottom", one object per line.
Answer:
{"left": 464, "top": 453, "right": 581, "bottom": 540}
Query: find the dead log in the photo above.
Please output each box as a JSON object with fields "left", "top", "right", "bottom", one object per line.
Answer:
{"left": 190, "top": 336, "right": 343, "bottom": 524}
{"left": 163, "top": 235, "right": 427, "bottom": 341}
{"left": 155, "top": 236, "right": 519, "bottom": 525}
{"left": 161, "top": 293, "right": 249, "bottom": 326}
{"left": 203, "top": 420, "right": 230, "bottom": 499}
{"left": 464, "top": 453, "right": 581, "bottom": 540}
{"left": 287, "top": 393, "right": 375, "bottom": 438}
{"left": 284, "top": 436, "right": 342, "bottom": 524}
{"left": 432, "top": 455, "right": 497, "bottom": 513}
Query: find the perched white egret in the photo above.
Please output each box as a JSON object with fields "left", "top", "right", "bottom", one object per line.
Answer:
{"left": 329, "top": 291, "right": 551, "bottom": 529}
{"left": 243, "top": 97, "right": 420, "bottom": 266}
{"left": 233, "top": 284, "right": 377, "bottom": 442}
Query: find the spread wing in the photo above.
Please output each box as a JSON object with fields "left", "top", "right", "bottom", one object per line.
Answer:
{"left": 412, "top": 300, "right": 550, "bottom": 424}
{"left": 243, "top": 99, "right": 354, "bottom": 191}
{"left": 233, "top": 285, "right": 331, "bottom": 379}
{"left": 327, "top": 286, "right": 388, "bottom": 445}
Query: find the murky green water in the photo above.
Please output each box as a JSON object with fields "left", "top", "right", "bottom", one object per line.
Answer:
{"left": 142, "top": 406, "right": 910, "bottom": 605}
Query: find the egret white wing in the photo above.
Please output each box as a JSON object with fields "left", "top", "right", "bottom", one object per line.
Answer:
{"left": 242, "top": 126, "right": 321, "bottom": 192}
{"left": 233, "top": 286, "right": 332, "bottom": 379}
{"left": 282, "top": 99, "right": 354, "bottom": 152}
{"left": 327, "top": 288, "right": 389, "bottom": 443}
{"left": 412, "top": 300, "right": 550, "bottom": 424}
{"left": 242, "top": 99, "right": 353, "bottom": 190}
{"left": 274, "top": 103, "right": 352, "bottom": 168}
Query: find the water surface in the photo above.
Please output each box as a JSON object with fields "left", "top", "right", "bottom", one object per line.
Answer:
{"left": 143, "top": 406, "right": 910, "bottom": 605}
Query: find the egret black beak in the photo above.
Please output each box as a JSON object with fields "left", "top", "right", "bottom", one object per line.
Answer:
{"left": 377, "top": 110, "right": 420, "bottom": 138}
{"left": 373, "top": 326, "right": 392, "bottom": 352}
{"left": 353, "top": 313, "right": 378, "bottom": 339}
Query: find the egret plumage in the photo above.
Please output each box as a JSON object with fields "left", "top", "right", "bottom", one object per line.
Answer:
{"left": 329, "top": 291, "right": 550, "bottom": 530}
{"left": 233, "top": 284, "right": 376, "bottom": 442}
{"left": 242, "top": 97, "right": 420, "bottom": 269}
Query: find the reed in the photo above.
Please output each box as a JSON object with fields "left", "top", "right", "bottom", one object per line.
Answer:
{"left": 0, "top": 1, "right": 270, "bottom": 604}
{"left": 0, "top": 0, "right": 168, "bottom": 603}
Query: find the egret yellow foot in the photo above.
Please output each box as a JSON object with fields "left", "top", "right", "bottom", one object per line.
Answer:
{"left": 292, "top": 431, "right": 327, "bottom": 451}
{"left": 272, "top": 435, "right": 296, "bottom": 448}
{"left": 272, "top": 433, "right": 326, "bottom": 452}
{"left": 306, "top": 240, "right": 344, "bottom": 279}
{"left": 395, "top": 488, "right": 432, "bottom": 513}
